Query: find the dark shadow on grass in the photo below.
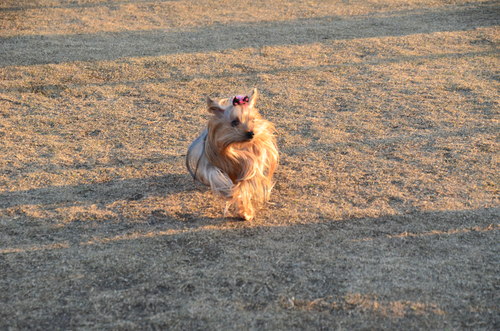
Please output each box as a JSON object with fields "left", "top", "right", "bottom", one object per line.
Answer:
{"left": 0, "top": 173, "right": 193, "bottom": 209}
{"left": 0, "top": 208, "right": 498, "bottom": 329}
{"left": 0, "top": 0, "right": 178, "bottom": 11}
{"left": 1, "top": 2, "right": 498, "bottom": 66}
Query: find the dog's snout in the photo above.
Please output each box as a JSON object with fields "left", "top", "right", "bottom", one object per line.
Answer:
{"left": 246, "top": 131, "right": 255, "bottom": 139}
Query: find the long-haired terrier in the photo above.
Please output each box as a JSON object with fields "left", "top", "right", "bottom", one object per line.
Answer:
{"left": 186, "top": 88, "right": 279, "bottom": 221}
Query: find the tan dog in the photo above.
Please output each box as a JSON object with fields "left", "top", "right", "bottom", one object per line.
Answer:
{"left": 186, "top": 89, "right": 279, "bottom": 221}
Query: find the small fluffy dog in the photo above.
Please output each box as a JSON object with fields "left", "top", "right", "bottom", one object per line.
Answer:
{"left": 186, "top": 88, "right": 278, "bottom": 221}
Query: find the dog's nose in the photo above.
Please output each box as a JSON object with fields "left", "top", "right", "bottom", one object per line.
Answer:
{"left": 246, "top": 131, "right": 254, "bottom": 139}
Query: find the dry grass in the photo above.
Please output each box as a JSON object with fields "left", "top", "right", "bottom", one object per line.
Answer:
{"left": 0, "top": 0, "right": 499, "bottom": 329}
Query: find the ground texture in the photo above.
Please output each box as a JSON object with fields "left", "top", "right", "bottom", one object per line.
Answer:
{"left": 0, "top": 0, "right": 499, "bottom": 329}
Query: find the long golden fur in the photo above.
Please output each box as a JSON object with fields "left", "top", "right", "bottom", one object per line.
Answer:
{"left": 186, "top": 88, "right": 279, "bottom": 221}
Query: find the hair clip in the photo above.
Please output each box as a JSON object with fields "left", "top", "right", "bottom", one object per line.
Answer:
{"left": 232, "top": 95, "right": 249, "bottom": 106}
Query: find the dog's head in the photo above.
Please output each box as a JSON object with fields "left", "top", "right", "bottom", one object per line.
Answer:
{"left": 206, "top": 88, "right": 265, "bottom": 146}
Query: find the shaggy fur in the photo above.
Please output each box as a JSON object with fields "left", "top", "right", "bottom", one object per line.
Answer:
{"left": 186, "top": 89, "right": 279, "bottom": 220}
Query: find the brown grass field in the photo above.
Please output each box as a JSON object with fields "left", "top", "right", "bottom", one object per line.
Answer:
{"left": 1, "top": 0, "right": 499, "bottom": 329}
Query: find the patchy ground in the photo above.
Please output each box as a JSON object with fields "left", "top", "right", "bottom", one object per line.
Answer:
{"left": 0, "top": 0, "right": 499, "bottom": 329}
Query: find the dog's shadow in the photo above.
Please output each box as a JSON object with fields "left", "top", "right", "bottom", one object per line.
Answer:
{"left": 172, "top": 212, "right": 247, "bottom": 225}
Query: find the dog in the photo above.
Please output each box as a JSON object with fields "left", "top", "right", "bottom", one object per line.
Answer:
{"left": 186, "top": 88, "right": 278, "bottom": 221}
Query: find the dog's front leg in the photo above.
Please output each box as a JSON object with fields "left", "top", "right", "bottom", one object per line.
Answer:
{"left": 206, "top": 166, "right": 234, "bottom": 199}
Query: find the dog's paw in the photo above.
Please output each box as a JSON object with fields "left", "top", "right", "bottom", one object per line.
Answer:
{"left": 239, "top": 212, "right": 254, "bottom": 222}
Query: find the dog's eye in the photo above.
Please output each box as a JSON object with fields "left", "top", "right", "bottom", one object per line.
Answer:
{"left": 231, "top": 119, "right": 240, "bottom": 127}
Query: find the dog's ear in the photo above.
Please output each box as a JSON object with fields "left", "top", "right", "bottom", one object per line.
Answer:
{"left": 207, "top": 96, "right": 224, "bottom": 115}
{"left": 248, "top": 88, "right": 258, "bottom": 108}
